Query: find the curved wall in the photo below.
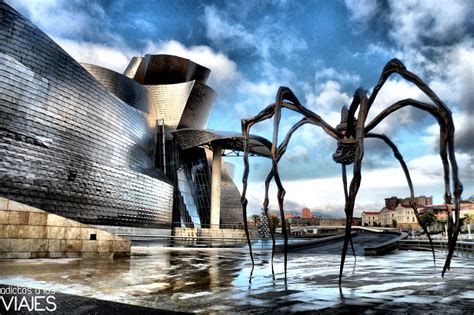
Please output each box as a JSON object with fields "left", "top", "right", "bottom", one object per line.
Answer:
{"left": 0, "top": 3, "right": 173, "bottom": 227}
{"left": 145, "top": 82, "right": 194, "bottom": 129}
{"left": 81, "top": 63, "right": 157, "bottom": 116}
{"left": 145, "top": 81, "right": 215, "bottom": 130}
{"left": 177, "top": 81, "right": 215, "bottom": 130}
{"left": 220, "top": 164, "right": 244, "bottom": 225}
{"left": 133, "top": 54, "right": 211, "bottom": 85}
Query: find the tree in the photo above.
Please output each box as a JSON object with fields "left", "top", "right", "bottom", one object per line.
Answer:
{"left": 461, "top": 213, "right": 474, "bottom": 226}
{"left": 419, "top": 212, "right": 436, "bottom": 231}
{"left": 271, "top": 215, "right": 280, "bottom": 232}
{"left": 250, "top": 214, "right": 260, "bottom": 226}
{"left": 437, "top": 218, "right": 448, "bottom": 233}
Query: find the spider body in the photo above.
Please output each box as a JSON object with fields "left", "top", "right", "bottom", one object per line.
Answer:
{"left": 240, "top": 59, "right": 463, "bottom": 286}
{"left": 332, "top": 108, "right": 357, "bottom": 165}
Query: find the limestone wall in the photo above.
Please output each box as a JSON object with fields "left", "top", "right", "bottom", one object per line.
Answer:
{"left": 0, "top": 198, "right": 130, "bottom": 259}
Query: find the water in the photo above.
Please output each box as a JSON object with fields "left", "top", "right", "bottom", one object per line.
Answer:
{"left": 0, "top": 247, "right": 473, "bottom": 313}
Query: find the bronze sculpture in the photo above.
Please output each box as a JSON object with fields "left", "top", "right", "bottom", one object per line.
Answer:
{"left": 240, "top": 59, "right": 463, "bottom": 285}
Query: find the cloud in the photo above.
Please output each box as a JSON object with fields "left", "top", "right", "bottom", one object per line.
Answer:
{"left": 424, "top": 112, "right": 474, "bottom": 156}
{"left": 8, "top": 0, "right": 122, "bottom": 44}
{"left": 366, "top": 79, "right": 431, "bottom": 135}
{"left": 204, "top": 6, "right": 254, "bottom": 52}
{"left": 285, "top": 145, "right": 309, "bottom": 162}
{"left": 314, "top": 67, "right": 361, "bottom": 85}
{"left": 203, "top": 4, "right": 307, "bottom": 63}
{"left": 306, "top": 80, "right": 351, "bottom": 113}
{"left": 144, "top": 40, "right": 239, "bottom": 87}
{"left": 387, "top": 1, "right": 472, "bottom": 47}
{"left": 53, "top": 38, "right": 136, "bottom": 73}
{"left": 49, "top": 38, "right": 240, "bottom": 92}
{"left": 344, "top": 0, "right": 378, "bottom": 22}
{"left": 243, "top": 152, "right": 473, "bottom": 217}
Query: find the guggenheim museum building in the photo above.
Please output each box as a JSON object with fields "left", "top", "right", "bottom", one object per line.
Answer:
{"left": 0, "top": 3, "right": 271, "bottom": 235}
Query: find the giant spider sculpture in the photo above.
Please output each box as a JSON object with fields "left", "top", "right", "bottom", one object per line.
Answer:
{"left": 240, "top": 59, "right": 463, "bottom": 285}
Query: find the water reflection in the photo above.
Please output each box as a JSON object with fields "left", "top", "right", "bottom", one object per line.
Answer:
{"left": 0, "top": 248, "right": 473, "bottom": 313}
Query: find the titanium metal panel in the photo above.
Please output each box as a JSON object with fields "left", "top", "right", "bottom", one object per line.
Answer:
{"left": 123, "top": 57, "right": 144, "bottom": 80}
{"left": 177, "top": 81, "right": 215, "bottom": 130}
{"left": 145, "top": 82, "right": 195, "bottom": 130}
{"left": 82, "top": 63, "right": 156, "bottom": 116}
{"left": 145, "top": 81, "right": 215, "bottom": 130}
{"left": 141, "top": 54, "right": 210, "bottom": 85}
{"left": 220, "top": 163, "right": 243, "bottom": 225}
{"left": 172, "top": 128, "right": 272, "bottom": 157}
{"left": 0, "top": 3, "right": 173, "bottom": 227}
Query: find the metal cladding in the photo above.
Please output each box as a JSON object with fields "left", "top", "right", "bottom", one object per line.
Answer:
{"left": 125, "top": 54, "right": 216, "bottom": 130}
{"left": 145, "top": 81, "right": 214, "bottom": 130}
{"left": 81, "top": 63, "right": 157, "bottom": 116}
{"left": 0, "top": 3, "right": 173, "bottom": 227}
{"left": 131, "top": 54, "right": 211, "bottom": 85}
{"left": 220, "top": 163, "right": 243, "bottom": 225}
{"left": 172, "top": 128, "right": 272, "bottom": 157}
{"left": 0, "top": 2, "right": 269, "bottom": 229}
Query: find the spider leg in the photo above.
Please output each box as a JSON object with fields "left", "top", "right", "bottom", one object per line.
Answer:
{"left": 262, "top": 117, "right": 313, "bottom": 277}
{"left": 367, "top": 59, "right": 463, "bottom": 273}
{"left": 241, "top": 103, "right": 277, "bottom": 271}
{"left": 339, "top": 161, "right": 361, "bottom": 287}
{"left": 245, "top": 86, "right": 343, "bottom": 281}
{"left": 272, "top": 87, "right": 291, "bottom": 280}
{"left": 266, "top": 113, "right": 341, "bottom": 281}
{"left": 262, "top": 169, "right": 276, "bottom": 277}
{"left": 366, "top": 133, "right": 436, "bottom": 265}
{"left": 274, "top": 87, "right": 342, "bottom": 279}
{"left": 342, "top": 164, "right": 357, "bottom": 261}
{"left": 277, "top": 87, "right": 342, "bottom": 140}
{"left": 367, "top": 59, "right": 460, "bottom": 204}
{"left": 442, "top": 132, "right": 463, "bottom": 275}
{"left": 365, "top": 98, "right": 463, "bottom": 274}
{"left": 339, "top": 88, "right": 368, "bottom": 287}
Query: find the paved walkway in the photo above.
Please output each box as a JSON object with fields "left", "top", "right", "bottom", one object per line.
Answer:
{"left": 0, "top": 284, "right": 188, "bottom": 314}
{"left": 1, "top": 247, "right": 473, "bottom": 313}
{"left": 292, "top": 232, "right": 398, "bottom": 255}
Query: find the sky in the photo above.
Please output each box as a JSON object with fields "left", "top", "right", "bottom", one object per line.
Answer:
{"left": 7, "top": 0, "right": 473, "bottom": 217}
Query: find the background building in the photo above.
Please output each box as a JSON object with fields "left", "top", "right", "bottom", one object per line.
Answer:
{"left": 301, "top": 207, "right": 311, "bottom": 219}
{"left": 362, "top": 195, "right": 433, "bottom": 229}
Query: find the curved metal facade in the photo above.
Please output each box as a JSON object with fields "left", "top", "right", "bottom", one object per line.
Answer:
{"left": 130, "top": 54, "right": 211, "bottom": 85}
{"left": 220, "top": 163, "right": 244, "bottom": 225}
{"left": 126, "top": 55, "right": 216, "bottom": 130}
{"left": 81, "top": 63, "right": 157, "bottom": 116}
{"left": 0, "top": 3, "right": 265, "bottom": 229}
{"left": 172, "top": 128, "right": 272, "bottom": 157}
{"left": 0, "top": 3, "right": 173, "bottom": 227}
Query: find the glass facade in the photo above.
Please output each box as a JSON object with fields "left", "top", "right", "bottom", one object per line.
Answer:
{"left": 167, "top": 146, "right": 212, "bottom": 228}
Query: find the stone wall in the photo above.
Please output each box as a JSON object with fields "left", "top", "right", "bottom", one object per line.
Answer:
{"left": 0, "top": 197, "right": 130, "bottom": 259}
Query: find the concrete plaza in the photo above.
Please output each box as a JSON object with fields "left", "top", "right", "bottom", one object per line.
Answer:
{"left": 0, "top": 245, "right": 473, "bottom": 313}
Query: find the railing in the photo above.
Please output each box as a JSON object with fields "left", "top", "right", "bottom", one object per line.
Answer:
{"left": 171, "top": 222, "right": 247, "bottom": 229}
{"left": 123, "top": 222, "right": 257, "bottom": 248}
{"left": 398, "top": 239, "right": 474, "bottom": 258}
{"left": 131, "top": 235, "right": 249, "bottom": 248}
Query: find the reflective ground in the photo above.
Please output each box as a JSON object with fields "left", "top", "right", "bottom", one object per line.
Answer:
{"left": 0, "top": 246, "right": 473, "bottom": 313}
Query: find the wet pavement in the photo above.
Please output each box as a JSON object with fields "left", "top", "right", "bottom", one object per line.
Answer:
{"left": 0, "top": 242, "right": 473, "bottom": 313}
{"left": 292, "top": 233, "right": 398, "bottom": 255}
